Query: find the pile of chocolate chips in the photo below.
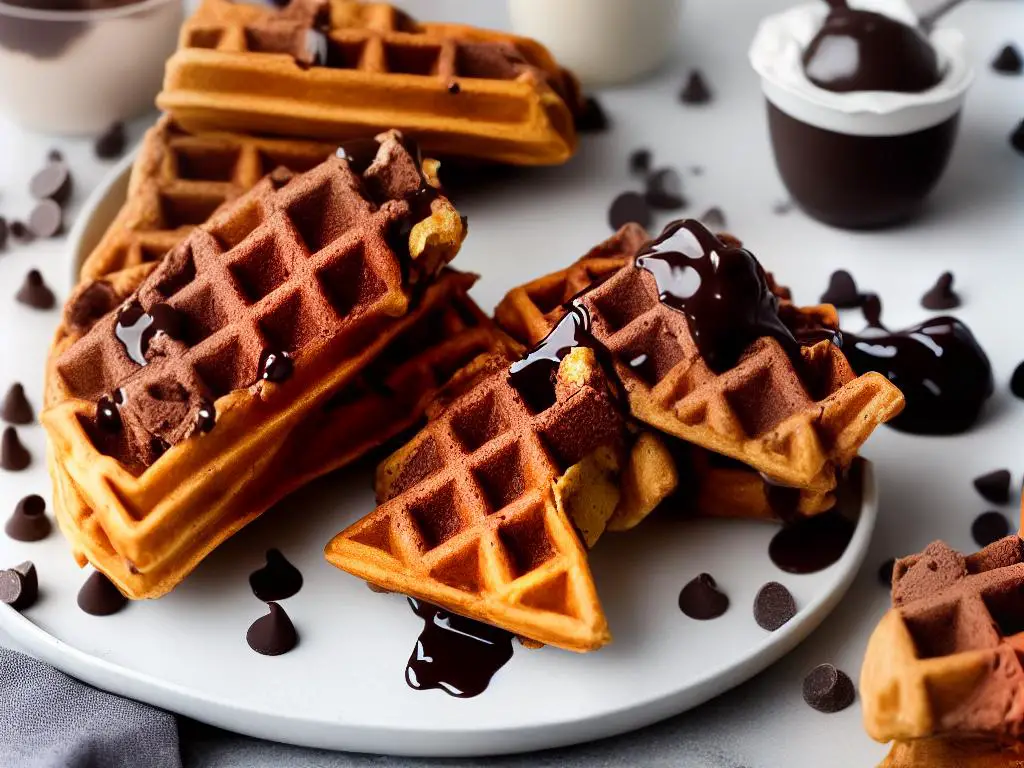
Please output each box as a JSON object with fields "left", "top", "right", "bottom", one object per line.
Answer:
{"left": 608, "top": 149, "right": 691, "bottom": 231}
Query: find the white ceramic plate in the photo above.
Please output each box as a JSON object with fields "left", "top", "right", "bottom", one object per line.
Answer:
{"left": 0, "top": 155, "right": 878, "bottom": 757}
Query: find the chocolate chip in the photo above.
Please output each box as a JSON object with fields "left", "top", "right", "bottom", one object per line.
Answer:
{"left": 699, "top": 206, "right": 726, "bottom": 230}
{"left": 773, "top": 200, "right": 794, "bottom": 215}
{"left": 15, "top": 270, "right": 55, "bottom": 309}
{"left": 678, "top": 573, "right": 729, "bottom": 620}
{"left": 2, "top": 383, "right": 33, "bottom": 424}
{"left": 972, "top": 511, "right": 1010, "bottom": 547}
{"left": 629, "top": 148, "right": 652, "bottom": 176}
{"left": 1, "top": 427, "right": 30, "bottom": 471}
{"left": 753, "top": 581, "right": 797, "bottom": 631}
{"left": 5, "top": 495, "right": 50, "bottom": 542}
{"left": 608, "top": 191, "right": 652, "bottom": 231}
{"left": 247, "top": 602, "right": 298, "bottom": 655}
{"left": 47, "top": 149, "right": 63, "bottom": 162}
{"left": 249, "top": 549, "right": 303, "bottom": 602}
{"left": 1012, "top": 119, "right": 1024, "bottom": 155}
{"left": 974, "top": 469, "right": 1011, "bottom": 505}
{"left": 861, "top": 293, "right": 884, "bottom": 328}
{"left": 77, "top": 571, "right": 128, "bottom": 616}
{"left": 802, "top": 664, "right": 855, "bottom": 713}
{"left": 28, "top": 199, "right": 63, "bottom": 238}
{"left": 993, "top": 44, "right": 1023, "bottom": 75}
{"left": 29, "top": 160, "right": 72, "bottom": 204}
{"left": 0, "top": 217, "right": 7, "bottom": 250}
{"left": 576, "top": 96, "right": 609, "bottom": 133}
{"left": 0, "top": 562, "right": 38, "bottom": 611}
{"left": 645, "top": 168, "right": 687, "bottom": 210}
{"left": 95, "top": 122, "right": 127, "bottom": 160}
{"left": 447, "top": 80, "right": 460, "bottom": 94}
{"left": 878, "top": 558, "right": 895, "bottom": 587}
{"left": 679, "top": 70, "right": 712, "bottom": 105}
{"left": 1012, "top": 361, "right": 1024, "bottom": 399}
{"left": 819, "top": 270, "right": 863, "bottom": 308}
{"left": 9, "top": 221, "right": 32, "bottom": 243}
{"left": 920, "top": 271, "right": 960, "bottom": 310}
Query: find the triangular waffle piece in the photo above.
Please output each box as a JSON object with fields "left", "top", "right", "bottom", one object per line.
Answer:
{"left": 42, "top": 134, "right": 467, "bottom": 598}
{"left": 862, "top": 537, "right": 1024, "bottom": 747}
{"left": 496, "top": 222, "right": 904, "bottom": 490}
{"left": 158, "top": 0, "right": 580, "bottom": 165}
{"left": 880, "top": 738, "right": 1024, "bottom": 767}
{"left": 80, "top": 116, "right": 338, "bottom": 282}
{"left": 327, "top": 350, "right": 628, "bottom": 651}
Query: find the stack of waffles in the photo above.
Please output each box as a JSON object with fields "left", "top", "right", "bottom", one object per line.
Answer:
{"left": 324, "top": 220, "right": 905, "bottom": 651}
{"left": 862, "top": 536, "right": 1024, "bottom": 767}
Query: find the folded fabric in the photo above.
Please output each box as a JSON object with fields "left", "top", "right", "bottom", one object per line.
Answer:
{"left": 0, "top": 646, "right": 181, "bottom": 768}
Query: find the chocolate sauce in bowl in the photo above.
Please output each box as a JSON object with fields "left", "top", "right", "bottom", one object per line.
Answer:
{"left": 802, "top": 0, "right": 942, "bottom": 94}
{"left": 843, "top": 311, "right": 993, "bottom": 435}
{"left": 635, "top": 219, "right": 799, "bottom": 372}
{"left": 405, "top": 598, "right": 514, "bottom": 698}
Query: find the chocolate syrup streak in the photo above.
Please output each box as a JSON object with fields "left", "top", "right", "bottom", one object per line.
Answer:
{"left": 405, "top": 598, "right": 514, "bottom": 698}
{"left": 635, "top": 220, "right": 800, "bottom": 372}
{"left": 114, "top": 301, "right": 183, "bottom": 366}
{"left": 843, "top": 317, "right": 993, "bottom": 435}
{"left": 769, "top": 459, "right": 863, "bottom": 574}
{"left": 508, "top": 301, "right": 596, "bottom": 412}
{"left": 803, "top": 0, "right": 942, "bottom": 94}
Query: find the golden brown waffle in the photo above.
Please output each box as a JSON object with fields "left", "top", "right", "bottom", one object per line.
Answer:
{"left": 326, "top": 349, "right": 628, "bottom": 652}
{"left": 80, "top": 116, "right": 338, "bottom": 282}
{"left": 880, "top": 738, "right": 1024, "bottom": 767}
{"left": 49, "top": 270, "right": 516, "bottom": 597}
{"left": 862, "top": 536, "right": 1024, "bottom": 748}
{"left": 157, "top": 0, "right": 579, "bottom": 166}
{"left": 496, "top": 223, "right": 904, "bottom": 491}
{"left": 43, "top": 134, "right": 467, "bottom": 598}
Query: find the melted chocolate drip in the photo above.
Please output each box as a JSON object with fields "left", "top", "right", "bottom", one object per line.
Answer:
{"left": 405, "top": 598, "right": 514, "bottom": 698}
{"left": 636, "top": 220, "right": 799, "bottom": 372}
{"left": 803, "top": 0, "right": 942, "bottom": 93}
{"left": 96, "top": 389, "right": 125, "bottom": 432}
{"left": 259, "top": 349, "right": 294, "bottom": 383}
{"left": 195, "top": 400, "right": 216, "bottom": 433}
{"left": 249, "top": 549, "right": 303, "bottom": 602}
{"left": 114, "top": 301, "right": 184, "bottom": 366}
{"left": 508, "top": 300, "right": 597, "bottom": 413}
{"left": 335, "top": 139, "right": 381, "bottom": 175}
{"left": 769, "top": 459, "right": 863, "bottom": 574}
{"left": 843, "top": 316, "right": 993, "bottom": 435}
{"left": 761, "top": 475, "right": 803, "bottom": 523}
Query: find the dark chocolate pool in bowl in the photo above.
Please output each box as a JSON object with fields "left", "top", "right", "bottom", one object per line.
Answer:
{"left": 766, "top": 101, "right": 961, "bottom": 230}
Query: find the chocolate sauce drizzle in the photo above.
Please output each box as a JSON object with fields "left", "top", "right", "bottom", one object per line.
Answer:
{"left": 769, "top": 459, "right": 863, "bottom": 574}
{"left": 635, "top": 220, "right": 800, "bottom": 372}
{"left": 114, "top": 301, "right": 183, "bottom": 367}
{"left": 803, "top": 0, "right": 942, "bottom": 94}
{"left": 843, "top": 310, "right": 993, "bottom": 435}
{"left": 405, "top": 598, "right": 514, "bottom": 698}
{"left": 508, "top": 300, "right": 598, "bottom": 412}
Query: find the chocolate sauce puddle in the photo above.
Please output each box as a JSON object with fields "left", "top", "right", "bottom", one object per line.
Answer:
{"left": 843, "top": 306, "right": 993, "bottom": 435}
{"left": 769, "top": 459, "right": 864, "bottom": 574}
{"left": 405, "top": 598, "right": 514, "bottom": 698}
{"left": 635, "top": 220, "right": 802, "bottom": 372}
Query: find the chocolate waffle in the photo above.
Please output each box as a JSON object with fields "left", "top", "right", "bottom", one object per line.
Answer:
{"left": 157, "top": 0, "right": 580, "bottom": 166}
{"left": 496, "top": 221, "right": 904, "bottom": 491}
{"left": 42, "top": 133, "right": 467, "bottom": 598}
{"left": 80, "top": 116, "right": 338, "bottom": 282}
{"left": 862, "top": 537, "right": 1024, "bottom": 748}
{"left": 326, "top": 349, "right": 628, "bottom": 652}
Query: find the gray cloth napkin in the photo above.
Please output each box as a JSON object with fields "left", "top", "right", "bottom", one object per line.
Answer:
{"left": 0, "top": 647, "right": 181, "bottom": 768}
